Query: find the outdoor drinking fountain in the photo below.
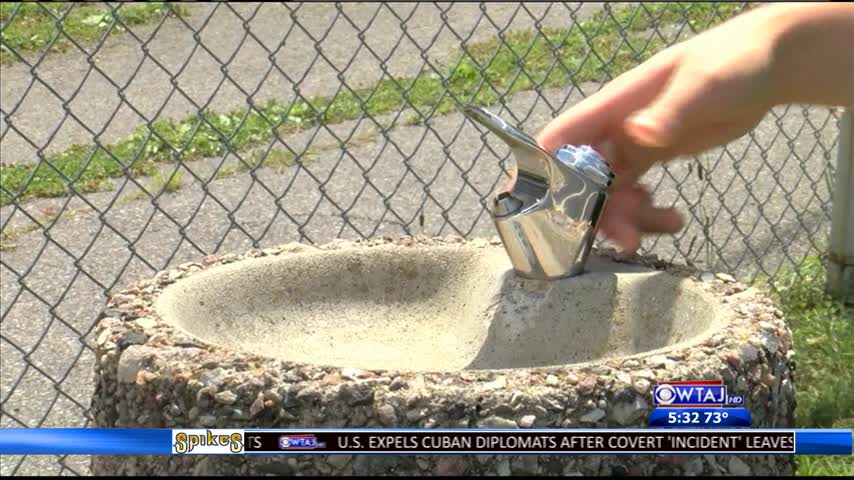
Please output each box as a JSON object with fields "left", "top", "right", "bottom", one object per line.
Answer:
{"left": 90, "top": 110, "right": 796, "bottom": 476}
{"left": 462, "top": 104, "right": 614, "bottom": 280}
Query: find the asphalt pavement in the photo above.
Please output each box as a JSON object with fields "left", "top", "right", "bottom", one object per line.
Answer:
{"left": 1, "top": 2, "right": 605, "bottom": 165}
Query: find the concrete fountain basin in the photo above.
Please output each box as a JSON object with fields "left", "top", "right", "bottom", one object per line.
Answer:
{"left": 91, "top": 236, "right": 795, "bottom": 476}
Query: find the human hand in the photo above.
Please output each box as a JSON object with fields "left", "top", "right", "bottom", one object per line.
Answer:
{"left": 536, "top": 5, "right": 786, "bottom": 254}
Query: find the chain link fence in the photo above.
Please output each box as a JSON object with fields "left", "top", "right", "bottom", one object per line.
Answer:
{"left": 0, "top": 2, "right": 842, "bottom": 475}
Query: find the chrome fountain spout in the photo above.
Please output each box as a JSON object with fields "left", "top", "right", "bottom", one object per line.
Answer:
{"left": 463, "top": 104, "right": 615, "bottom": 279}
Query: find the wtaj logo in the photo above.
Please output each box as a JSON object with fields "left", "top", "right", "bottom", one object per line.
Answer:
{"left": 279, "top": 435, "right": 326, "bottom": 450}
{"left": 653, "top": 380, "right": 744, "bottom": 407}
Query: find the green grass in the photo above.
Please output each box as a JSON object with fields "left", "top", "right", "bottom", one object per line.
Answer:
{"left": 0, "top": 205, "right": 81, "bottom": 250}
{"left": 0, "top": 2, "right": 188, "bottom": 64}
{"left": 769, "top": 256, "right": 854, "bottom": 476}
{"left": 0, "top": 2, "right": 755, "bottom": 206}
{"left": 117, "top": 190, "right": 147, "bottom": 205}
{"left": 0, "top": 223, "right": 32, "bottom": 250}
{"left": 1, "top": 139, "right": 160, "bottom": 205}
{"left": 214, "top": 149, "right": 296, "bottom": 180}
{"left": 149, "top": 168, "right": 183, "bottom": 194}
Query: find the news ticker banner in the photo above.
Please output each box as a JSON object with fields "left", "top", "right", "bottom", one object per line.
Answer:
{"left": 1, "top": 429, "right": 851, "bottom": 456}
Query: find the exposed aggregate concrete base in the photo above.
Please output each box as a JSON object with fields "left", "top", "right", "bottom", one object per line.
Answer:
{"left": 91, "top": 236, "right": 796, "bottom": 476}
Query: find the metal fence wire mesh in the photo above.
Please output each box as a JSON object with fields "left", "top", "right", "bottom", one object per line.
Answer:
{"left": 0, "top": 1, "right": 842, "bottom": 475}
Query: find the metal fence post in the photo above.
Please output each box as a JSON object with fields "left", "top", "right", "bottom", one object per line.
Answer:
{"left": 827, "top": 108, "right": 854, "bottom": 305}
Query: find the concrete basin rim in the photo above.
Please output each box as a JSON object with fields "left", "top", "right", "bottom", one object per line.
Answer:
{"left": 97, "top": 236, "right": 782, "bottom": 383}
{"left": 153, "top": 238, "right": 731, "bottom": 373}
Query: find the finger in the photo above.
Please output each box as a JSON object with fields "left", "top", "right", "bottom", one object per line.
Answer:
{"left": 598, "top": 210, "right": 641, "bottom": 255}
{"left": 602, "top": 182, "right": 684, "bottom": 242}
{"left": 537, "top": 47, "right": 682, "bottom": 153}
{"left": 597, "top": 135, "right": 679, "bottom": 183}
{"left": 635, "top": 205, "right": 684, "bottom": 234}
{"left": 621, "top": 182, "right": 684, "bottom": 234}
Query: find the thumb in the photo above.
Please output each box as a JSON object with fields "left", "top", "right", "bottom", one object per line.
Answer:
{"left": 623, "top": 66, "right": 708, "bottom": 149}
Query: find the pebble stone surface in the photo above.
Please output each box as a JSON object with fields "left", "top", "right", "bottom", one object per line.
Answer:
{"left": 90, "top": 236, "right": 796, "bottom": 476}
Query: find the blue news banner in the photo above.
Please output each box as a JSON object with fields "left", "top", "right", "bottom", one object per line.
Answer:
{"left": 1, "top": 428, "right": 851, "bottom": 455}
{"left": 3, "top": 382, "right": 851, "bottom": 455}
